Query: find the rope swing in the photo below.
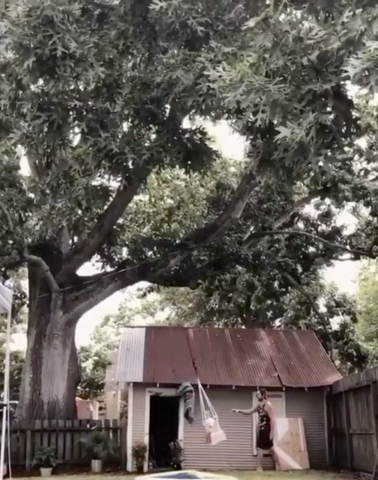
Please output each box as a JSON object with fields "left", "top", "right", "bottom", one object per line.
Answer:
{"left": 186, "top": 331, "right": 226, "bottom": 445}
{"left": 197, "top": 378, "right": 227, "bottom": 445}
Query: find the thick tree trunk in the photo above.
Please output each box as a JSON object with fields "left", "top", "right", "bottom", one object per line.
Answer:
{"left": 17, "top": 267, "right": 80, "bottom": 420}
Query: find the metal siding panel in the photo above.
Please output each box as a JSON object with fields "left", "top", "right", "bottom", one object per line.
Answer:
{"left": 116, "top": 327, "right": 146, "bottom": 382}
{"left": 183, "top": 387, "right": 257, "bottom": 470}
{"left": 132, "top": 384, "right": 147, "bottom": 444}
{"left": 286, "top": 388, "right": 327, "bottom": 468}
{"left": 183, "top": 388, "right": 276, "bottom": 470}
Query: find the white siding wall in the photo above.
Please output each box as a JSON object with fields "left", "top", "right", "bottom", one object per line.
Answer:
{"left": 184, "top": 387, "right": 256, "bottom": 470}
{"left": 286, "top": 388, "right": 327, "bottom": 469}
{"left": 131, "top": 384, "right": 327, "bottom": 471}
{"left": 133, "top": 384, "right": 146, "bottom": 444}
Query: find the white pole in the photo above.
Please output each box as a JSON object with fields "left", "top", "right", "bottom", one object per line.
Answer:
{"left": 0, "top": 310, "right": 11, "bottom": 479}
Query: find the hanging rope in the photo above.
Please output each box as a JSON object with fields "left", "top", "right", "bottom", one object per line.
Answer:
{"left": 197, "top": 378, "right": 218, "bottom": 424}
{"left": 185, "top": 330, "right": 226, "bottom": 445}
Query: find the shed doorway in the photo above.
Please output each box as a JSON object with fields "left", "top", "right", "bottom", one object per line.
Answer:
{"left": 149, "top": 394, "right": 180, "bottom": 469}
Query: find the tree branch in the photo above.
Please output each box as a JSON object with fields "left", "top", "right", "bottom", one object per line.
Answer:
{"left": 64, "top": 259, "right": 194, "bottom": 324}
{"left": 23, "top": 254, "right": 60, "bottom": 294}
{"left": 0, "top": 252, "right": 59, "bottom": 294}
{"left": 160, "top": 184, "right": 333, "bottom": 275}
{"left": 244, "top": 229, "right": 372, "bottom": 258}
{"left": 64, "top": 252, "right": 224, "bottom": 324}
{"left": 63, "top": 181, "right": 343, "bottom": 320}
{"left": 61, "top": 158, "right": 260, "bottom": 320}
{"left": 243, "top": 186, "right": 333, "bottom": 242}
{"left": 281, "top": 269, "right": 329, "bottom": 327}
{"left": 159, "top": 158, "right": 259, "bottom": 273}
{"left": 271, "top": 187, "right": 333, "bottom": 230}
{"left": 60, "top": 172, "right": 365, "bottom": 323}
{"left": 58, "top": 169, "right": 148, "bottom": 282}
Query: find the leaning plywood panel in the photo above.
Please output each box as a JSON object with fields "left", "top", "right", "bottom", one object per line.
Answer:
{"left": 275, "top": 418, "right": 310, "bottom": 470}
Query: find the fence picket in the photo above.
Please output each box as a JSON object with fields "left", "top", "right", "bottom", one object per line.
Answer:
{"left": 65, "top": 420, "right": 73, "bottom": 462}
{"left": 34, "top": 420, "right": 42, "bottom": 459}
{"left": 25, "top": 425, "right": 32, "bottom": 473}
{"left": 8, "top": 419, "right": 124, "bottom": 471}
{"left": 73, "top": 420, "right": 81, "bottom": 462}
{"left": 42, "top": 420, "right": 49, "bottom": 450}
{"left": 332, "top": 369, "right": 378, "bottom": 473}
{"left": 49, "top": 420, "right": 57, "bottom": 460}
{"left": 57, "top": 420, "right": 65, "bottom": 463}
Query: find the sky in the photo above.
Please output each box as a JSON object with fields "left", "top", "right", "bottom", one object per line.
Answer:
{"left": 16, "top": 121, "right": 362, "bottom": 350}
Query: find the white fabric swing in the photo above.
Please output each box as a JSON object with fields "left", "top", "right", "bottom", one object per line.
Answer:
{"left": 197, "top": 378, "right": 226, "bottom": 445}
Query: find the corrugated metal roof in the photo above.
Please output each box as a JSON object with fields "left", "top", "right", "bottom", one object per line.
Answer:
{"left": 116, "top": 327, "right": 146, "bottom": 383}
{"left": 265, "top": 330, "right": 336, "bottom": 387}
{"left": 188, "top": 328, "right": 281, "bottom": 387}
{"left": 116, "top": 326, "right": 342, "bottom": 387}
{"left": 144, "top": 327, "right": 197, "bottom": 384}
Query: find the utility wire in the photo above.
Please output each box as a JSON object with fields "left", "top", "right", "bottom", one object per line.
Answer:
{"left": 21, "top": 229, "right": 363, "bottom": 301}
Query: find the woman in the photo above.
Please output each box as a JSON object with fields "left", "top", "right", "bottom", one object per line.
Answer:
{"left": 232, "top": 388, "right": 279, "bottom": 471}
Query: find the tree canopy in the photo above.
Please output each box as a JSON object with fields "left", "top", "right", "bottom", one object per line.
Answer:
{"left": 1, "top": 0, "right": 378, "bottom": 418}
{"left": 356, "top": 261, "right": 378, "bottom": 357}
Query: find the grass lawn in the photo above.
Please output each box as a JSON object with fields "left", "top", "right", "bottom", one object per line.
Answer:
{"left": 232, "top": 472, "right": 355, "bottom": 480}
{"left": 228, "top": 472, "right": 356, "bottom": 480}
{"left": 13, "top": 472, "right": 357, "bottom": 480}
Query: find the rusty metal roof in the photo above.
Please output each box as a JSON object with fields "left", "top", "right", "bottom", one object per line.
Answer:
{"left": 117, "top": 326, "right": 342, "bottom": 388}
{"left": 264, "top": 330, "right": 342, "bottom": 387}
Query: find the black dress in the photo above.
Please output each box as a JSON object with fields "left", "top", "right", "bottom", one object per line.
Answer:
{"left": 256, "top": 403, "right": 274, "bottom": 451}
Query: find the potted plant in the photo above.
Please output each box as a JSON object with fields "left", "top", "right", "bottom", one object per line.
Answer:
{"left": 169, "top": 440, "right": 184, "bottom": 470}
{"left": 132, "top": 442, "right": 147, "bottom": 474}
{"left": 32, "top": 447, "right": 57, "bottom": 477}
{"left": 79, "top": 430, "right": 113, "bottom": 473}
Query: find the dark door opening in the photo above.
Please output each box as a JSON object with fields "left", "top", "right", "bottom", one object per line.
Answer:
{"left": 149, "top": 395, "right": 180, "bottom": 470}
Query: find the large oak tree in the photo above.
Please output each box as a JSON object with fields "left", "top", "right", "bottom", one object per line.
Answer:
{"left": 1, "top": 0, "right": 378, "bottom": 418}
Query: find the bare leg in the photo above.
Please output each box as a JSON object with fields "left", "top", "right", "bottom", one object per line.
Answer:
{"left": 257, "top": 448, "right": 263, "bottom": 472}
{"left": 270, "top": 447, "right": 280, "bottom": 471}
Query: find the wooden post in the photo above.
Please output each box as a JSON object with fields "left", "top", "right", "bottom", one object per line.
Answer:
{"left": 371, "top": 382, "right": 378, "bottom": 480}
{"left": 25, "top": 426, "right": 32, "bottom": 474}
{"left": 343, "top": 391, "right": 353, "bottom": 470}
{"left": 371, "top": 383, "right": 378, "bottom": 442}
{"left": 326, "top": 389, "right": 334, "bottom": 467}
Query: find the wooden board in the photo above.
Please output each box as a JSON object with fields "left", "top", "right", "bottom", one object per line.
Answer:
{"left": 274, "top": 418, "right": 310, "bottom": 470}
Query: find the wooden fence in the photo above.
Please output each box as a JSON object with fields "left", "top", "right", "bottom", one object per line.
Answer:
{"left": 330, "top": 366, "right": 378, "bottom": 473}
{"left": 8, "top": 419, "right": 127, "bottom": 473}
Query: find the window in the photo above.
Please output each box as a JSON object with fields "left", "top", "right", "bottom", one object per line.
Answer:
{"left": 252, "top": 391, "right": 286, "bottom": 455}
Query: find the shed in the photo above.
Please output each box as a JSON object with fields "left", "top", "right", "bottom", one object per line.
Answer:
{"left": 114, "top": 326, "right": 342, "bottom": 472}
